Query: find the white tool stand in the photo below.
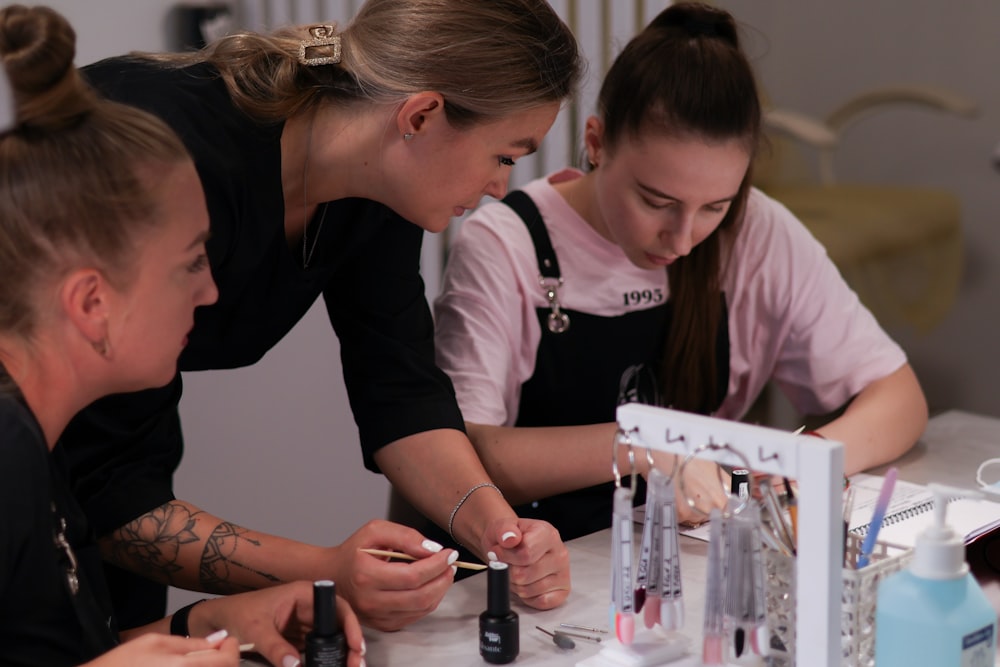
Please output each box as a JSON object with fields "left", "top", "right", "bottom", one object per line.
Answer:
{"left": 616, "top": 403, "right": 844, "bottom": 667}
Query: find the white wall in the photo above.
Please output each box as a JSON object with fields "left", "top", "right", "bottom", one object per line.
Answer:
{"left": 40, "top": 0, "right": 172, "bottom": 65}
{"left": 713, "top": 1, "right": 1000, "bottom": 418}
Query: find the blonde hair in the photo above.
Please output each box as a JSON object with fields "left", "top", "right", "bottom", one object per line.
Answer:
{"left": 141, "top": 0, "right": 583, "bottom": 125}
{"left": 0, "top": 4, "right": 191, "bottom": 340}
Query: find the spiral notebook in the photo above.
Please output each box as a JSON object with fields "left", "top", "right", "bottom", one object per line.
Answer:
{"left": 848, "top": 473, "right": 1000, "bottom": 548}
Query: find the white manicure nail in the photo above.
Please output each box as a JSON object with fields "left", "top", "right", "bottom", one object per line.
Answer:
{"left": 447, "top": 550, "right": 459, "bottom": 565}
{"left": 205, "top": 629, "right": 228, "bottom": 644}
{"left": 501, "top": 531, "right": 517, "bottom": 543}
{"left": 282, "top": 655, "right": 301, "bottom": 667}
{"left": 488, "top": 551, "right": 498, "bottom": 561}
{"left": 360, "top": 659, "right": 367, "bottom": 667}
{"left": 361, "top": 639, "right": 367, "bottom": 656}
{"left": 421, "top": 539, "right": 443, "bottom": 553}
{"left": 451, "top": 565, "right": 458, "bottom": 576}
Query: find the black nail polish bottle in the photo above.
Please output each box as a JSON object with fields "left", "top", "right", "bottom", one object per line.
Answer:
{"left": 480, "top": 561, "right": 519, "bottom": 664}
{"left": 731, "top": 468, "right": 751, "bottom": 500}
{"left": 305, "top": 580, "right": 346, "bottom": 667}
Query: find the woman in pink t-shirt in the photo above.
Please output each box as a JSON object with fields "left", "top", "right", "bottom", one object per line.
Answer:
{"left": 432, "top": 2, "right": 927, "bottom": 545}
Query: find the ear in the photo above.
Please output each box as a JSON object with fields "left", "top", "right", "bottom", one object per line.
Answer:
{"left": 395, "top": 92, "right": 446, "bottom": 139}
{"left": 60, "top": 268, "right": 111, "bottom": 346}
{"left": 584, "top": 116, "right": 606, "bottom": 167}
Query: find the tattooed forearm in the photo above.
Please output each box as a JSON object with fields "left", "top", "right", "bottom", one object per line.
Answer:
{"left": 101, "top": 501, "right": 283, "bottom": 593}
{"left": 103, "top": 501, "right": 203, "bottom": 586}
{"left": 199, "top": 522, "right": 283, "bottom": 593}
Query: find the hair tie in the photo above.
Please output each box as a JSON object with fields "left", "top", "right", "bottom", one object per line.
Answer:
{"left": 681, "top": 17, "right": 719, "bottom": 38}
{"left": 298, "top": 24, "right": 342, "bottom": 66}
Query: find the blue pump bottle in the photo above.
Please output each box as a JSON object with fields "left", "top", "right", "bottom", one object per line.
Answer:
{"left": 875, "top": 484, "right": 997, "bottom": 667}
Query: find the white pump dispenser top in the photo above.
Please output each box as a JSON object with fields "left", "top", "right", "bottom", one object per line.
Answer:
{"left": 910, "top": 483, "right": 982, "bottom": 580}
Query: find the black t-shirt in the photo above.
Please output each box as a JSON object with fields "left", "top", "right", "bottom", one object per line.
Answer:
{"left": 64, "top": 57, "right": 465, "bottom": 627}
{"left": 0, "top": 394, "right": 117, "bottom": 666}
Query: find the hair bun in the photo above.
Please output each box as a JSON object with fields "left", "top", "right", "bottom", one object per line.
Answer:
{"left": 0, "top": 4, "right": 94, "bottom": 131}
{"left": 650, "top": 2, "right": 739, "bottom": 47}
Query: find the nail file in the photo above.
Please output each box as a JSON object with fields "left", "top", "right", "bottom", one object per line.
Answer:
{"left": 611, "top": 486, "right": 635, "bottom": 645}
{"left": 645, "top": 468, "right": 665, "bottom": 629}
{"left": 702, "top": 509, "right": 725, "bottom": 665}
{"left": 659, "top": 478, "right": 683, "bottom": 632}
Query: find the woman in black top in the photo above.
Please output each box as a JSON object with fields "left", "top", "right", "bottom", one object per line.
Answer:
{"left": 0, "top": 6, "right": 362, "bottom": 666}
{"left": 64, "top": 0, "right": 583, "bottom": 632}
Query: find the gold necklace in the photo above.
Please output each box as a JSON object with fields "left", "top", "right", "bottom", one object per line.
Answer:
{"left": 301, "top": 117, "right": 328, "bottom": 269}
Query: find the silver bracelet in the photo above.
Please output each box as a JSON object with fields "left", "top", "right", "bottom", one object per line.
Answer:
{"left": 448, "top": 482, "right": 503, "bottom": 544}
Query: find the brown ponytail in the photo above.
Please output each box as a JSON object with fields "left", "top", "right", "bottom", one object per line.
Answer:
{"left": 596, "top": 2, "right": 763, "bottom": 414}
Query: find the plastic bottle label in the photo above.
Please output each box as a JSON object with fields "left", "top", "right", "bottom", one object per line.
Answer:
{"left": 961, "top": 624, "right": 994, "bottom": 667}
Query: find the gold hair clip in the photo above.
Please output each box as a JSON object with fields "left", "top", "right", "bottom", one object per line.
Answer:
{"left": 298, "top": 25, "right": 341, "bottom": 66}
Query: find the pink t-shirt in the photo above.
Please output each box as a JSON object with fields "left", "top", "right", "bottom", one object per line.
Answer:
{"left": 434, "top": 169, "right": 906, "bottom": 426}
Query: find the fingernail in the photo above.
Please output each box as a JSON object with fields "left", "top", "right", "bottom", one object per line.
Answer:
{"left": 488, "top": 551, "right": 498, "bottom": 561}
{"left": 205, "top": 629, "right": 228, "bottom": 644}
{"left": 360, "top": 659, "right": 367, "bottom": 667}
{"left": 451, "top": 565, "right": 458, "bottom": 576}
{"left": 421, "top": 539, "right": 443, "bottom": 553}
{"left": 361, "top": 639, "right": 367, "bottom": 656}
{"left": 447, "top": 550, "right": 459, "bottom": 565}
{"left": 501, "top": 531, "right": 517, "bottom": 543}
{"left": 282, "top": 656, "right": 301, "bottom": 667}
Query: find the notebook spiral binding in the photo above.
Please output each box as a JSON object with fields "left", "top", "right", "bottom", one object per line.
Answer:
{"left": 849, "top": 496, "right": 959, "bottom": 538}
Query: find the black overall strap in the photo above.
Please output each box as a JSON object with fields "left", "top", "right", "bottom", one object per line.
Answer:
{"left": 502, "top": 190, "right": 562, "bottom": 279}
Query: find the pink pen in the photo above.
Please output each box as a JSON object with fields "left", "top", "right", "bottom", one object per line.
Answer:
{"left": 856, "top": 467, "right": 898, "bottom": 568}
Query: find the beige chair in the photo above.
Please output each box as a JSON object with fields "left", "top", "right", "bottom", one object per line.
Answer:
{"left": 756, "top": 85, "right": 978, "bottom": 331}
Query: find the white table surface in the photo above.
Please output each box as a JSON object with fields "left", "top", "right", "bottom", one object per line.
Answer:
{"left": 358, "top": 527, "right": 711, "bottom": 667}
{"left": 243, "top": 410, "right": 1000, "bottom": 666}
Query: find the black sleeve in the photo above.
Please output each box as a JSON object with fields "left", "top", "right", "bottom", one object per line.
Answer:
{"left": 326, "top": 210, "right": 466, "bottom": 472}
{"left": 60, "top": 377, "right": 185, "bottom": 536}
{"left": 0, "top": 410, "right": 46, "bottom": 603}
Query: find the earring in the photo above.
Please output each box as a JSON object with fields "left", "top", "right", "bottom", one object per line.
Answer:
{"left": 403, "top": 133, "right": 414, "bottom": 141}
{"left": 92, "top": 338, "right": 111, "bottom": 359}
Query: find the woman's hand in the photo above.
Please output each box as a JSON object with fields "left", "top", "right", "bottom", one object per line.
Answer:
{"left": 324, "top": 519, "right": 457, "bottom": 631}
{"left": 626, "top": 445, "right": 729, "bottom": 525}
{"left": 81, "top": 632, "right": 240, "bottom": 667}
{"left": 190, "top": 581, "right": 365, "bottom": 667}
{"left": 671, "top": 456, "right": 729, "bottom": 525}
{"left": 480, "top": 518, "right": 570, "bottom": 609}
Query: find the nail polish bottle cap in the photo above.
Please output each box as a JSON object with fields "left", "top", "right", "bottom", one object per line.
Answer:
{"left": 731, "top": 469, "right": 750, "bottom": 499}
{"left": 487, "top": 561, "right": 511, "bottom": 615}
{"left": 313, "top": 579, "right": 337, "bottom": 635}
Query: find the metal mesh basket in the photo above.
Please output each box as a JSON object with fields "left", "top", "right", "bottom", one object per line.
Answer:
{"left": 763, "top": 534, "right": 912, "bottom": 666}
